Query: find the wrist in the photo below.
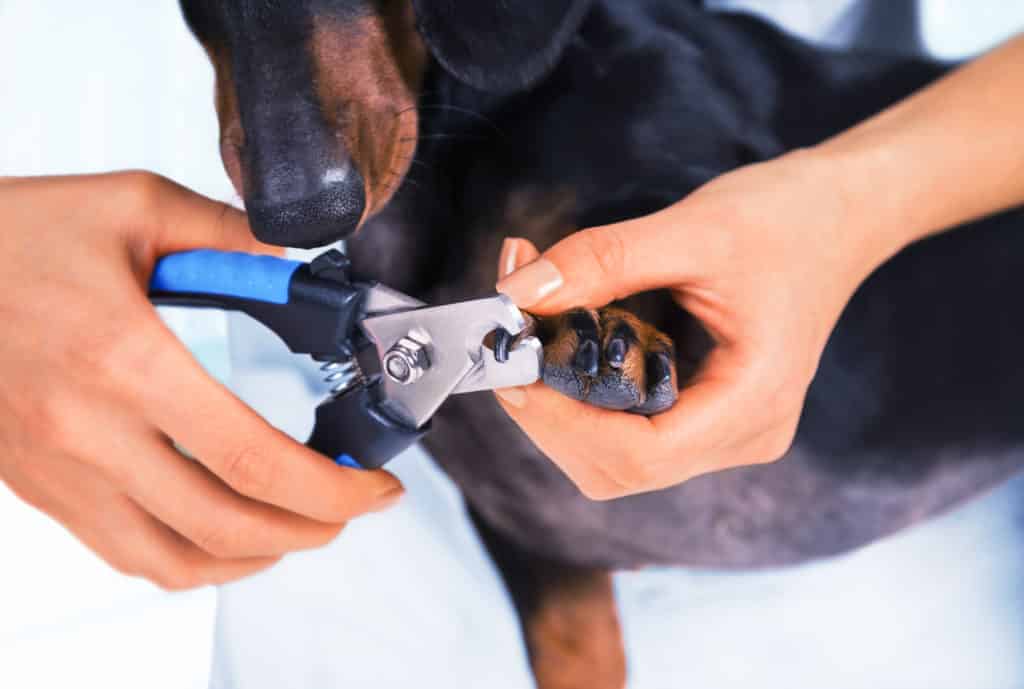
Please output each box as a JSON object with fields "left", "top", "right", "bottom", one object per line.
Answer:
{"left": 800, "top": 141, "right": 926, "bottom": 279}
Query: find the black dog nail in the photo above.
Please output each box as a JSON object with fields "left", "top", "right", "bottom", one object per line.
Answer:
{"left": 647, "top": 351, "right": 673, "bottom": 385}
{"left": 493, "top": 328, "right": 512, "bottom": 363}
{"left": 607, "top": 337, "right": 628, "bottom": 368}
{"left": 574, "top": 339, "right": 600, "bottom": 377}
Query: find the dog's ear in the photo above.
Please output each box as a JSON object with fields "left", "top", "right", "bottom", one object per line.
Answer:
{"left": 411, "top": 0, "right": 593, "bottom": 93}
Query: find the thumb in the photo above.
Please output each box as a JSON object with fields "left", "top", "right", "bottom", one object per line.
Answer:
{"left": 139, "top": 174, "right": 283, "bottom": 257}
{"left": 495, "top": 206, "right": 699, "bottom": 315}
{"left": 497, "top": 237, "right": 541, "bottom": 278}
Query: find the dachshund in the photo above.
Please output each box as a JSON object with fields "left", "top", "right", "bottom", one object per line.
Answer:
{"left": 179, "top": 1, "right": 1024, "bottom": 686}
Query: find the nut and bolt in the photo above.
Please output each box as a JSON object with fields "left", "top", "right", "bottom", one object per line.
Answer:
{"left": 383, "top": 334, "right": 430, "bottom": 385}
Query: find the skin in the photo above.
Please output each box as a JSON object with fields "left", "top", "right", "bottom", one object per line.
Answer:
{"left": 494, "top": 34, "right": 1024, "bottom": 500}
{"left": 0, "top": 172, "right": 402, "bottom": 590}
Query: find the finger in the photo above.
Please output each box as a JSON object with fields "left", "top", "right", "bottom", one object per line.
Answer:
{"left": 97, "top": 171, "right": 283, "bottom": 257}
{"left": 111, "top": 318, "right": 404, "bottom": 523}
{"left": 496, "top": 207, "right": 709, "bottom": 315}
{"left": 149, "top": 180, "right": 280, "bottom": 255}
{"left": 497, "top": 237, "right": 541, "bottom": 279}
{"left": 496, "top": 349, "right": 755, "bottom": 498}
{"left": 74, "top": 495, "right": 280, "bottom": 590}
{"left": 107, "top": 430, "right": 347, "bottom": 559}
{"left": 18, "top": 448, "right": 278, "bottom": 589}
{"left": 496, "top": 383, "right": 658, "bottom": 498}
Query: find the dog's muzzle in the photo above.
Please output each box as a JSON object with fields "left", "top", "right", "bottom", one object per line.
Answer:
{"left": 246, "top": 161, "right": 366, "bottom": 249}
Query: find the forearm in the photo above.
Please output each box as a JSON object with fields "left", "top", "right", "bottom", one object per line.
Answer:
{"left": 815, "top": 33, "right": 1024, "bottom": 266}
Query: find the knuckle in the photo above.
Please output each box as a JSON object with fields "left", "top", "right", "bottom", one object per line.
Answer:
{"left": 5, "top": 478, "right": 49, "bottom": 513}
{"left": 582, "top": 458, "right": 639, "bottom": 501}
{"left": 772, "top": 431, "right": 797, "bottom": 461}
{"left": 73, "top": 316, "right": 161, "bottom": 406}
{"left": 615, "top": 448, "right": 653, "bottom": 486}
{"left": 151, "top": 561, "right": 204, "bottom": 592}
{"left": 221, "top": 443, "right": 276, "bottom": 498}
{"left": 577, "top": 479, "right": 615, "bottom": 501}
{"left": 112, "top": 170, "right": 168, "bottom": 216}
{"left": 580, "top": 226, "right": 628, "bottom": 282}
{"left": 193, "top": 509, "right": 271, "bottom": 559}
{"left": 87, "top": 319, "right": 161, "bottom": 389}
{"left": 18, "top": 393, "right": 61, "bottom": 443}
{"left": 97, "top": 456, "right": 142, "bottom": 494}
{"left": 106, "top": 555, "right": 141, "bottom": 579}
{"left": 628, "top": 458, "right": 661, "bottom": 489}
{"left": 307, "top": 522, "right": 346, "bottom": 551}
{"left": 191, "top": 522, "right": 240, "bottom": 559}
{"left": 34, "top": 394, "right": 85, "bottom": 456}
{"left": 755, "top": 430, "right": 796, "bottom": 465}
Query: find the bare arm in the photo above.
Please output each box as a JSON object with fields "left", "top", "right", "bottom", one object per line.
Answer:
{"left": 823, "top": 33, "right": 1024, "bottom": 269}
{"left": 493, "top": 34, "right": 1024, "bottom": 498}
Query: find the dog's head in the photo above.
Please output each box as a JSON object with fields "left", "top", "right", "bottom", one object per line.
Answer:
{"left": 180, "top": 0, "right": 592, "bottom": 248}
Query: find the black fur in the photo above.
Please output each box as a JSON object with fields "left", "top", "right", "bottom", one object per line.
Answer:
{"left": 359, "top": 1, "right": 1024, "bottom": 568}
{"left": 180, "top": 0, "right": 1024, "bottom": 596}
{"left": 410, "top": 0, "right": 593, "bottom": 93}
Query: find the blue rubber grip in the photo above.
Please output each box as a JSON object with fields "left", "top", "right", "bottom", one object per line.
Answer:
{"left": 334, "top": 454, "right": 364, "bottom": 469}
{"left": 150, "top": 250, "right": 303, "bottom": 305}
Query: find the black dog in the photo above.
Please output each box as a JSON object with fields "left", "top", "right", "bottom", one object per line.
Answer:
{"left": 179, "top": 1, "right": 1024, "bottom": 685}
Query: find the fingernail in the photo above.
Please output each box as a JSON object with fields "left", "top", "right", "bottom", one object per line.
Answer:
{"left": 495, "top": 258, "right": 563, "bottom": 308}
{"left": 495, "top": 386, "right": 528, "bottom": 409}
{"left": 371, "top": 487, "right": 404, "bottom": 512}
{"left": 498, "top": 237, "right": 522, "bottom": 279}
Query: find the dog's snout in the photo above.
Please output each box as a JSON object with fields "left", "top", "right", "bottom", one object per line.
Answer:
{"left": 246, "top": 161, "right": 366, "bottom": 249}
{"left": 234, "top": 95, "right": 368, "bottom": 248}
{"left": 206, "top": 6, "right": 427, "bottom": 250}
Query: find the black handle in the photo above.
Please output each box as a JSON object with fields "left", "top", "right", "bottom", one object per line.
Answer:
{"left": 149, "top": 250, "right": 364, "bottom": 356}
{"left": 149, "top": 250, "right": 425, "bottom": 469}
{"left": 310, "top": 379, "right": 428, "bottom": 470}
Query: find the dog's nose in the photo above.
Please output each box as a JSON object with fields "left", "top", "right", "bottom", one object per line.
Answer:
{"left": 246, "top": 161, "right": 366, "bottom": 249}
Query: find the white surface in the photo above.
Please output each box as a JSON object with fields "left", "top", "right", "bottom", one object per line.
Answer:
{"left": 617, "top": 474, "right": 1024, "bottom": 689}
{"left": 708, "top": 0, "right": 1024, "bottom": 59}
{"left": 210, "top": 446, "right": 537, "bottom": 689}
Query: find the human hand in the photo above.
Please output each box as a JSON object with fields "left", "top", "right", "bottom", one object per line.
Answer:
{"left": 0, "top": 173, "right": 402, "bottom": 589}
{"left": 493, "top": 151, "right": 908, "bottom": 499}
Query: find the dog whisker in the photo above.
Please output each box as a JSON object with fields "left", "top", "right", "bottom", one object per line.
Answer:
{"left": 394, "top": 156, "right": 431, "bottom": 171}
{"left": 400, "top": 134, "right": 489, "bottom": 142}
{"left": 384, "top": 169, "right": 423, "bottom": 192}
{"left": 393, "top": 105, "right": 419, "bottom": 118}
{"left": 413, "top": 104, "right": 507, "bottom": 137}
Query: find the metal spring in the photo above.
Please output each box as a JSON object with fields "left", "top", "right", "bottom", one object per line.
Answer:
{"left": 321, "top": 359, "right": 364, "bottom": 397}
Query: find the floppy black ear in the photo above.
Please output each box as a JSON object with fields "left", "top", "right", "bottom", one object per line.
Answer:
{"left": 411, "top": 0, "right": 593, "bottom": 93}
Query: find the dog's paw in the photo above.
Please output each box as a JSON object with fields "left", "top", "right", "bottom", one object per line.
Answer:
{"left": 537, "top": 307, "right": 678, "bottom": 414}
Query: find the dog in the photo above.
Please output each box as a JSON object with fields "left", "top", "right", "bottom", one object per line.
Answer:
{"left": 179, "top": 1, "right": 1024, "bottom": 686}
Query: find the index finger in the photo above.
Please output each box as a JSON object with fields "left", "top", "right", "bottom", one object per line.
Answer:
{"left": 114, "top": 314, "right": 403, "bottom": 523}
{"left": 495, "top": 383, "right": 659, "bottom": 498}
{"left": 137, "top": 174, "right": 281, "bottom": 257}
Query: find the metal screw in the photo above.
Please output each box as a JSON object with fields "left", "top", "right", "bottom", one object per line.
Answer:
{"left": 383, "top": 334, "right": 430, "bottom": 385}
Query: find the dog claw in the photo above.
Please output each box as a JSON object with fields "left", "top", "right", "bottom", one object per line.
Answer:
{"left": 606, "top": 337, "right": 627, "bottom": 369}
{"left": 648, "top": 351, "right": 673, "bottom": 386}
{"left": 574, "top": 338, "right": 600, "bottom": 377}
{"left": 540, "top": 307, "right": 678, "bottom": 414}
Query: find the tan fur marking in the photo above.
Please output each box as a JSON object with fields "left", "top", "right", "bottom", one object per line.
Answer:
{"left": 206, "top": 45, "right": 245, "bottom": 195}
{"left": 599, "top": 308, "right": 650, "bottom": 400}
{"left": 311, "top": 4, "right": 427, "bottom": 222}
{"left": 542, "top": 313, "right": 583, "bottom": 373}
{"left": 527, "top": 570, "right": 628, "bottom": 689}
